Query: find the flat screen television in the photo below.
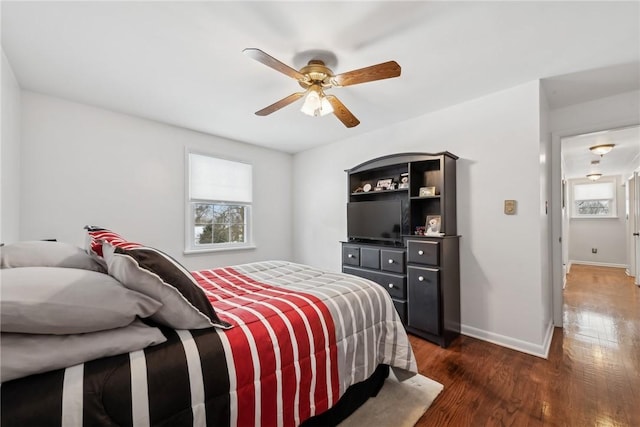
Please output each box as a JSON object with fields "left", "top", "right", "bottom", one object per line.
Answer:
{"left": 347, "top": 200, "right": 403, "bottom": 244}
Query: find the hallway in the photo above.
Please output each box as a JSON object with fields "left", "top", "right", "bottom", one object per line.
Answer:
{"left": 413, "top": 264, "right": 640, "bottom": 426}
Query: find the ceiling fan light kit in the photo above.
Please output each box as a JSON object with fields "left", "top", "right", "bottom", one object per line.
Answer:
{"left": 243, "top": 48, "right": 401, "bottom": 128}
{"left": 300, "top": 85, "right": 333, "bottom": 117}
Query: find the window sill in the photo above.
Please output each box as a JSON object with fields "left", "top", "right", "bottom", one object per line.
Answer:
{"left": 570, "top": 216, "right": 619, "bottom": 220}
{"left": 184, "top": 244, "right": 256, "bottom": 255}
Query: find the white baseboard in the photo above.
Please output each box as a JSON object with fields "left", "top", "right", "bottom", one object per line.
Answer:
{"left": 461, "top": 320, "right": 554, "bottom": 359}
{"left": 569, "top": 260, "right": 628, "bottom": 269}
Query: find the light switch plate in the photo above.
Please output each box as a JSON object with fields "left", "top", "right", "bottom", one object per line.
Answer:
{"left": 504, "top": 200, "right": 517, "bottom": 215}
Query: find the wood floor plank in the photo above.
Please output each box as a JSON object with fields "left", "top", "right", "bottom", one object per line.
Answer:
{"left": 411, "top": 265, "right": 639, "bottom": 426}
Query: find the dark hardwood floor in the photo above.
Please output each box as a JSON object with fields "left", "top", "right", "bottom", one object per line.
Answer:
{"left": 412, "top": 264, "right": 640, "bottom": 426}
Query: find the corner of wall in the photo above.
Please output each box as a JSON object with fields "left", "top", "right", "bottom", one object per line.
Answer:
{"left": 461, "top": 319, "right": 555, "bottom": 359}
{"left": 1, "top": 50, "right": 22, "bottom": 243}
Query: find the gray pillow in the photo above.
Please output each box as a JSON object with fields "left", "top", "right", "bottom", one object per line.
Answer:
{"left": 1, "top": 319, "right": 167, "bottom": 382}
{"left": 1, "top": 241, "right": 106, "bottom": 273}
{"left": 1, "top": 267, "right": 162, "bottom": 334}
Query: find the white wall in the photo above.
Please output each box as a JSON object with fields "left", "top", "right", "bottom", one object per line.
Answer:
{"left": 539, "top": 85, "right": 553, "bottom": 350}
{"left": 20, "top": 92, "right": 293, "bottom": 270}
{"left": 1, "top": 50, "right": 22, "bottom": 244}
{"left": 550, "top": 91, "right": 640, "bottom": 133}
{"left": 293, "top": 81, "right": 552, "bottom": 356}
{"left": 568, "top": 175, "right": 627, "bottom": 267}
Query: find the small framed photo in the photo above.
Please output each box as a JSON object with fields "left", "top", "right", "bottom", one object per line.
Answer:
{"left": 419, "top": 186, "right": 436, "bottom": 197}
{"left": 425, "top": 215, "right": 441, "bottom": 235}
{"left": 376, "top": 178, "right": 394, "bottom": 190}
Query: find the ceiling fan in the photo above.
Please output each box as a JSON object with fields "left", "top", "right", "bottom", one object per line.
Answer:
{"left": 243, "top": 48, "right": 401, "bottom": 128}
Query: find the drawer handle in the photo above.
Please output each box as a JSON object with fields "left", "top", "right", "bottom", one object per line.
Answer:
{"left": 348, "top": 254, "right": 354, "bottom": 258}
{"left": 388, "top": 259, "right": 394, "bottom": 264}
{"left": 418, "top": 276, "right": 424, "bottom": 282}
{"left": 388, "top": 283, "right": 394, "bottom": 289}
{"left": 418, "top": 250, "right": 424, "bottom": 255}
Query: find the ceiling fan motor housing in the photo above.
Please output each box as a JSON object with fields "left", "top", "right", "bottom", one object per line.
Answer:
{"left": 298, "top": 60, "right": 333, "bottom": 88}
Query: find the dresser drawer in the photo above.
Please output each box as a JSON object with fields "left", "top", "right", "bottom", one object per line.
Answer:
{"left": 381, "top": 249, "right": 405, "bottom": 273}
{"left": 342, "top": 245, "right": 360, "bottom": 266}
{"left": 343, "top": 267, "right": 406, "bottom": 300}
{"left": 393, "top": 299, "right": 407, "bottom": 324}
{"left": 361, "top": 247, "right": 380, "bottom": 269}
{"left": 407, "top": 240, "right": 440, "bottom": 266}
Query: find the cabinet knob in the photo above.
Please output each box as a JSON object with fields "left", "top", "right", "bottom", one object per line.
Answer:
{"left": 348, "top": 254, "right": 354, "bottom": 258}
{"left": 418, "top": 276, "right": 424, "bottom": 282}
{"left": 388, "top": 259, "right": 394, "bottom": 264}
{"left": 418, "top": 250, "right": 424, "bottom": 255}
{"left": 388, "top": 283, "right": 394, "bottom": 289}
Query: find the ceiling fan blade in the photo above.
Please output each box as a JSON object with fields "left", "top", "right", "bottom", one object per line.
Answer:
{"left": 243, "top": 48, "right": 308, "bottom": 82}
{"left": 331, "top": 61, "right": 401, "bottom": 87}
{"left": 255, "top": 92, "right": 305, "bottom": 116}
{"left": 325, "top": 95, "right": 360, "bottom": 128}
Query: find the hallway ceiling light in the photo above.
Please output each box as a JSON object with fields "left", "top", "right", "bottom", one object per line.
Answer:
{"left": 589, "top": 144, "right": 615, "bottom": 156}
{"left": 586, "top": 159, "right": 602, "bottom": 180}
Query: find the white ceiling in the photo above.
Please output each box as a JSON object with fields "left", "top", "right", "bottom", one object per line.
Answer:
{"left": 562, "top": 125, "right": 640, "bottom": 180}
{"left": 2, "top": 1, "right": 639, "bottom": 154}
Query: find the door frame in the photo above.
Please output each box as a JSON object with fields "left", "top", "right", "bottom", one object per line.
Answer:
{"left": 634, "top": 171, "right": 640, "bottom": 286}
{"left": 551, "top": 120, "right": 640, "bottom": 326}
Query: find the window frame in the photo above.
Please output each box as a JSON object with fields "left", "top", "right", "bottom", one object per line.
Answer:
{"left": 185, "top": 150, "right": 255, "bottom": 253}
{"left": 570, "top": 178, "right": 618, "bottom": 219}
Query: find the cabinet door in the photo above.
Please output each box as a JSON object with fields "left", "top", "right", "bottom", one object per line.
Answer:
{"left": 407, "top": 266, "right": 440, "bottom": 335}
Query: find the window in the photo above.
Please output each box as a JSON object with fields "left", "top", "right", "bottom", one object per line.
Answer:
{"left": 572, "top": 180, "right": 617, "bottom": 218}
{"left": 187, "top": 152, "right": 253, "bottom": 251}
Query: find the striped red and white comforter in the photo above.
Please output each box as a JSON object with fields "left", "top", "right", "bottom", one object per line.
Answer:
{"left": 1, "top": 261, "right": 417, "bottom": 427}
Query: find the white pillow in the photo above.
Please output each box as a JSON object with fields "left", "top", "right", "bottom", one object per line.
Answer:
{"left": 1, "top": 241, "right": 106, "bottom": 273}
{"left": 1, "top": 267, "right": 162, "bottom": 334}
{"left": 1, "top": 319, "right": 167, "bottom": 382}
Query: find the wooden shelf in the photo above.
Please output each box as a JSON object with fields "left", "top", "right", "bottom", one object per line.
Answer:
{"left": 410, "top": 195, "right": 441, "bottom": 200}
{"left": 351, "top": 188, "right": 408, "bottom": 196}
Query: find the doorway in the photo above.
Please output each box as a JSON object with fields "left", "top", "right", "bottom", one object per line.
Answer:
{"left": 552, "top": 124, "right": 640, "bottom": 327}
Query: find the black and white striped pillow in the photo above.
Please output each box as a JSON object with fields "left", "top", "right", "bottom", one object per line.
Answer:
{"left": 103, "top": 243, "right": 231, "bottom": 330}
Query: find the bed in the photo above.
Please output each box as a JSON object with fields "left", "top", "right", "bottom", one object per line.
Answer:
{"left": 1, "top": 229, "right": 417, "bottom": 427}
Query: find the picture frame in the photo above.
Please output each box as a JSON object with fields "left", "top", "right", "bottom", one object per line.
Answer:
{"left": 419, "top": 186, "right": 436, "bottom": 197}
{"left": 376, "top": 178, "right": 394, "bottom": 190}
{"left": 425, "top": 215, "right": 441, "bottom": 235}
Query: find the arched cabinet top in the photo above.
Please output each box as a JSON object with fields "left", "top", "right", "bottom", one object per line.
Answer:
{"left": 345, "top": 152, "right": 458, "bottom": 174}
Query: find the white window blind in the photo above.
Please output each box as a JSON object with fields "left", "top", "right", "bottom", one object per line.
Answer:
{"left": 189, "top": 153, "right": 252, "bottom": 203}
{"left": 186, "top": 152, "right": 253, "bottom": 252}
{"left": 571, "top": 180, "right": 617, "bottom": 218}
{"left": 573, "top": 182, "right": 614, "bottom": 201}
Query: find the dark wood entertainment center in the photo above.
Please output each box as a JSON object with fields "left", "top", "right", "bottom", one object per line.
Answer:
{"left": 341, "top": 152, "right": 460, "bottom": 347}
